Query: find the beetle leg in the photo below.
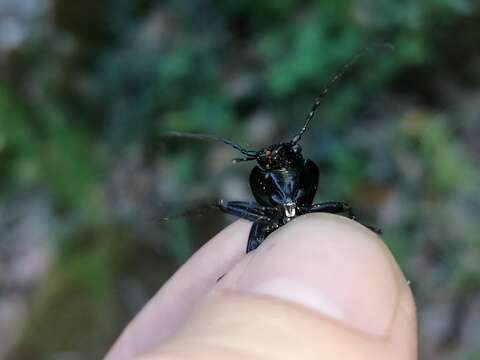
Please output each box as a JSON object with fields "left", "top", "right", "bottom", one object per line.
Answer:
{"left": 216, "top": 220, "right": 276, "bottom": 280}
{"left": 216, "top": 201, "right": 280, "bottom": 253}
{"left": 247, "top": 220, "right": 277, "bottom": 253}
{"left": 216, "top": 200, "right": 274, "bottom": 222}
{"left": 301, "top": 201, "right": 354, "bottom": 217}
{"left": 301, "top": 202, "right": 382, "bottom": 234}
{"left": 364, "top": 224, "right": 383, "bottom": 234}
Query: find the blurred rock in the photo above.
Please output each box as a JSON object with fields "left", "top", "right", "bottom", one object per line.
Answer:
{"left": 0, "top": 192, "right": 55, "bottom": 358}
{"left": 0, "top": 0, "right": 48, "bottom": 53}
{"left": 0, "top": 295, "right": 28, "bottom": 359}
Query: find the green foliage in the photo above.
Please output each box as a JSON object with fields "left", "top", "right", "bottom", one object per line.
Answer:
{"left": 419, "top": 117, "right": 478, "bottom": 193}
{"left": 0, "top": 90, "right": 42, "bottom": 185}
{"left": 0, "top": 90, "right": 101, "bottom": 214}
{"left": 39, "top": 112, "right": 102, "bottom": 213}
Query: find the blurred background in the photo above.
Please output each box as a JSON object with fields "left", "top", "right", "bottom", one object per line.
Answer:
{"left": 0, "top": 0, "right": 479, "bottom": 359}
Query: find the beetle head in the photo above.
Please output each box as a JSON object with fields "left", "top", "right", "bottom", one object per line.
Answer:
{"left": 256, "top": 142, "right": 303, "bottom": 170}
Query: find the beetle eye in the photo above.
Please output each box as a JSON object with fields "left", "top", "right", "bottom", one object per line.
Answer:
{"left": 292, "top": 144, "right": 302, "bottom": 153}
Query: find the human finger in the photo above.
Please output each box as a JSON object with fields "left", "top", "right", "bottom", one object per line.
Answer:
{"left": 140, "top": 213, "right": 417, "bottom": 359}
{"left": 105, "top": 219, "right": 251, "bottom": 360}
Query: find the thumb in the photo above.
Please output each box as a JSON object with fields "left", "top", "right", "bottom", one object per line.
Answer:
{"left": 140, "top": 214, "right": 417, "bottom": 360}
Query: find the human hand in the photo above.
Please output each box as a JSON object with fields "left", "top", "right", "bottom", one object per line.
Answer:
{"left": 105, "top": 213, "right": 417, "bottom": 359}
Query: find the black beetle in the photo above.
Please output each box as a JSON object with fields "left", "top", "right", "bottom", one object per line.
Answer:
{"left": 166, "top": 46, "right": 385, "bottom": 253}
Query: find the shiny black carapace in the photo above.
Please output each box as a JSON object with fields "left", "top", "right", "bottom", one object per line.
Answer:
{"left": 168, "top": 46, "right": 384, "bottom": 252}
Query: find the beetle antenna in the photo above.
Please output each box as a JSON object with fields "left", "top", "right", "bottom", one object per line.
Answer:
{"left": 162, "top": 131, "right": 258, "bottom": 157}
{"left": 290, "top": 43, "right": 394, "bottom": 145}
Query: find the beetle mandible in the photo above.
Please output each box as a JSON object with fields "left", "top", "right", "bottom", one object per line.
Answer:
{"left": 168, "top": 46, "right": 385, "bottom": 253}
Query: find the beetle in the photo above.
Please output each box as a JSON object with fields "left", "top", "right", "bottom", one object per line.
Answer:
{"left": 166, "top": 46, "right": 385, "bottom": 253}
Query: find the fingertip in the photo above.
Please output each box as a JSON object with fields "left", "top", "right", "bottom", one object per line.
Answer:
{"left": 138, "top": 214, "right": 417, "bottom": 360}
{"left": 218, "top": 213, "right": 410, "bottom": 338}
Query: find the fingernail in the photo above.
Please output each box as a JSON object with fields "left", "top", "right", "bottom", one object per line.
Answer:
{"left": 219, "top": 214, "right": 404, "bottom": 337}
{"left": 250, "top": 278, "right": 347, "bottom": 323}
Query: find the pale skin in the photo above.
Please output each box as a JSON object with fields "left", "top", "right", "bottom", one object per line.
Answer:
{"left": 105, "top": 213, "right": 417, "bottom": 360}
